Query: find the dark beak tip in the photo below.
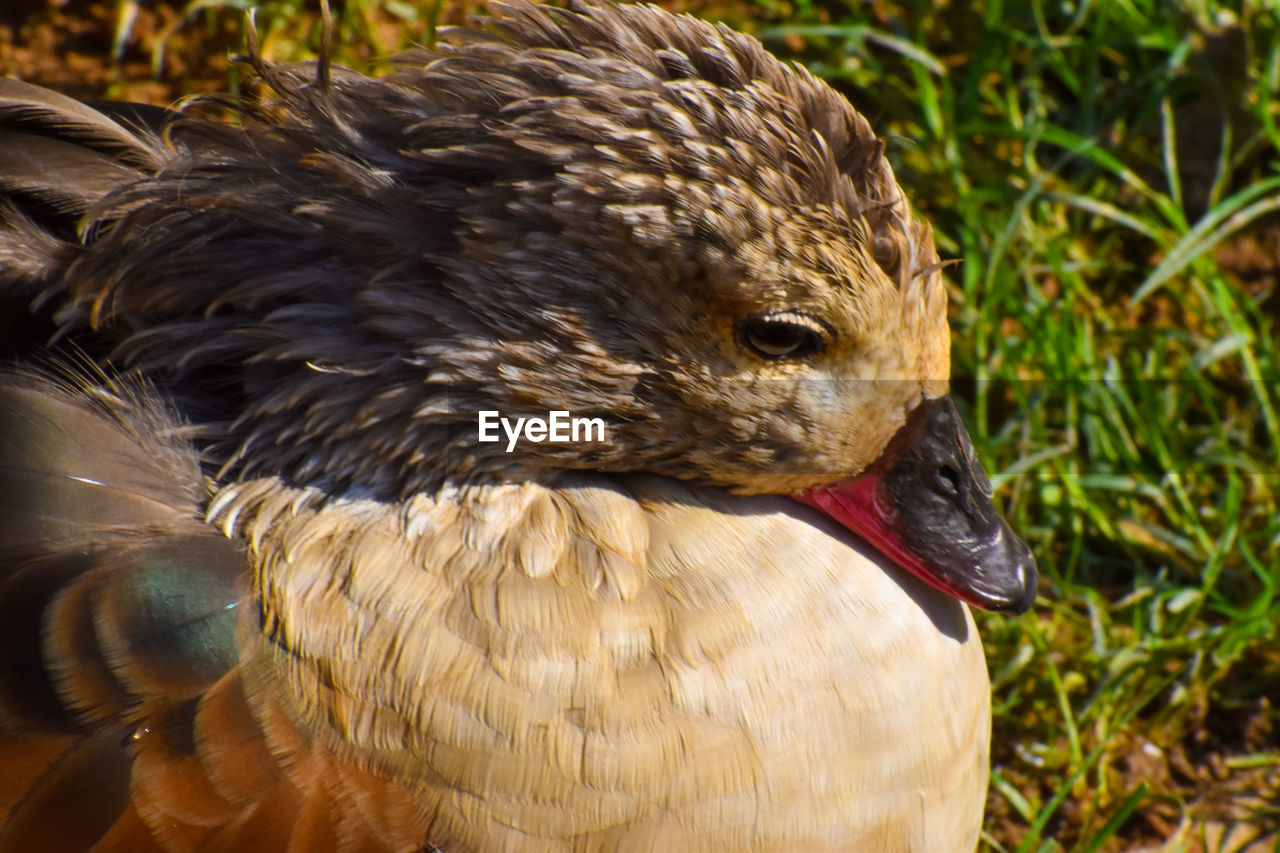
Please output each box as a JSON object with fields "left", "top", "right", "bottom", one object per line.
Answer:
{"left": 978, "top": 551, "right": 1038, "bottom": 615}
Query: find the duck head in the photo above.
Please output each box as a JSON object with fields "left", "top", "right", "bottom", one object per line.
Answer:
{"left": 50, "top": 1, "right": 1035, "bottom": 613}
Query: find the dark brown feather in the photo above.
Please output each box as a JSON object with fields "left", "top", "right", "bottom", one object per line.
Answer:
{"left": 0, "top": 131, "right": 140, "bottom": 220}
{"left": 0, "top": 78, "right": 166, "bottom": 170}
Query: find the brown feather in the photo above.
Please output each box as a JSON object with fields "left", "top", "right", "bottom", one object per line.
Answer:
{"left": 0, "top": 733, "right": 132, "bottom": 853}
{"left": 0, "top": 79, "right": 161, "bottom": 171}
{"left": 0, "top": 131, "right": 141, "bottom": 218}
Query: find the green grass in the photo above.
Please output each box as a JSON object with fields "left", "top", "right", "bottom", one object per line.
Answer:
{"left": 90, "top": 0, "right": 1280, "bottom": 848}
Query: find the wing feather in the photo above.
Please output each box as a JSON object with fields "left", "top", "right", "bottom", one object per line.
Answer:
{"left": 0, "top": 373, "right": 430, "bottom": 851}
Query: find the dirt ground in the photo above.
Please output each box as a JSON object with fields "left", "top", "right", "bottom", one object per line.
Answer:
{"left": 0, "top": 0, "right": 235, "bottom": 101}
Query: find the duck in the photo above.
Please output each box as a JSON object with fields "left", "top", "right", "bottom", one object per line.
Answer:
{"left": 0, "top": 2, "right": 1037, "bottom": 851}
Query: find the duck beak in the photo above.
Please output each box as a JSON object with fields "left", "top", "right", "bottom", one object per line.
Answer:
{"left": 796, "top": 396, "right": 1037, "bottom": 614}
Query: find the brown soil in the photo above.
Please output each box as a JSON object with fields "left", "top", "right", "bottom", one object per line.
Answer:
{"left": 0, "top": 0, "right": 239, "bottom": 103}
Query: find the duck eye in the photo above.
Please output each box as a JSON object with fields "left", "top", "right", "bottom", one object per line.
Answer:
{"left": 739, "top": 311, "right": 829, "bottom": 360}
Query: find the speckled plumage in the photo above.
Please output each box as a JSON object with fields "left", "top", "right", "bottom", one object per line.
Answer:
{"left": 0, "top": 3, "right": 990, "bottom": 851}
